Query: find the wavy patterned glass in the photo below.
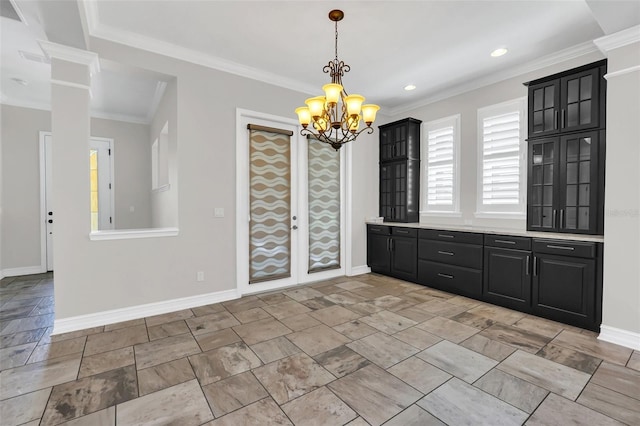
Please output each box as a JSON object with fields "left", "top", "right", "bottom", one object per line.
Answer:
{"left": 249, "top": 129, "right": 291, "bottom": 283}
{"left": 308, "top": 140, "right": 340, "bottom": 272}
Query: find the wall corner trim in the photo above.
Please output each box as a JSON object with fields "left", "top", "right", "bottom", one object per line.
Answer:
{"left": 38, "top": 40, "right": 100, "bottom": 76}
{"left": 52, "top": 288, "right": 240, "bottom": 335}
{"left": 598, "top": 324, "right": 640, "bottom": 351}
{"left": 348, "top": 265, "right": 371, "bottom": 277}
{"left": 594, "top": 25, "right": 640, "bottom": 53}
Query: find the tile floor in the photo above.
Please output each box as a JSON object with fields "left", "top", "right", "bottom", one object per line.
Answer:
{"left": 0, "top": 272, "right": 639, "bottom": 425}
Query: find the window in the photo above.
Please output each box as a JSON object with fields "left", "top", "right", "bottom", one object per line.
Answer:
{"left": 423, "top": 115, "right": 460, "bottom": 214}
{"left": 476, "top": 98, "right": 526, "bottom": 216}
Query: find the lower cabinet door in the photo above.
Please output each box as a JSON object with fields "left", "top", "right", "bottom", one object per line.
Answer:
{"left": 391, "top": 236, "right": 417, "bottom": 281}
{"left": 367, "top": 233, "right": 390, "bottom": 274}
{"left": 533, "top": 253, "right": 595, "bottom": 328}
{"left": 483, "top": 247, "right": 532, "bottom": 311}
{"left": 418, "top": 260, "right": 482, "bottom": 298}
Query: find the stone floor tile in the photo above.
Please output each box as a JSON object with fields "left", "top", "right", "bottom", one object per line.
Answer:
{"left": 513, "top": 315, "right": 565, "bottom": 339}
{"left": 0, "top": 328, "right": 46, "bottom": 349}
{"left": 335, "top": 280, "right": 372, "bottom": 291}
{"left": 201, "top": 371, "right": 268, "bottom": 417}
{"left": 417, "top": 340, "right": 497, "bottom": 383}
{"left": 83, "top": 324, "right": 148, "bottom": 357}
{"left": 313, "top": 345, "right": 370, "bottom": 378}
{"left": 627, "top": 351, "right": 640, "bottom": 371}
{"left": 446, "top": 295, "right": 482, "bottom": 309}
{"left": 393, "top": 306, "right": 435, "bottom": 323}
{"left": 222, "top": 296, "right": 266, "bottom": 314}
{"left": 551, "top": 329, "right": 633, "bottom": 366}
{"left": 480, "top": 322, "right": 551, "bottom": 353}
{"left": 474, "top": 369, "right": 549, "bottom": 413}
{"left": 324, "top": 291, "right": 367, "bottom": 305}
{"left": 384, "top": 404, "right": 446, "bottom": 426}
{"left": 286, "top": 324, "right": 350, "bottom": 356}
{"left": 416, "top": 316, "right": 479, "bottom": 343}
{"left": 576, "top": 382, "right": 640, "bottom": 425}
{"left": 189, "top": 341, "right": 261, "bottom": 385}
{"left": 250, "top": 336, "right": 300, "bottom": 364}
{"left": 27, "top": 335, "right": 86, "bottom": 364}
{"left": 232, "top": 307, "right": 272, "bottom": 324}
{"left": 185, "top": 311, "right": 240, "bottom": 336}
{"left": 346, "top": 301, "right": 385, "bottom": 316}
{"left": 460, "top": 334, "right": 516, "bottom": 362}
{"left": 204, "top": 397, "right": 292, "bottom": 426}
{"left": 253, "top": 352, "right": 335, "bottom": 404}
{"left": 232, "top": 318, "right": 292, "bottom": 345}
{"left": 39, "top": 326, "right": 104, "bottom": 346}
{"left": 262, "top": 300, "right": 312, "bottom": 320}
{"left": 278, "top": 313, "right": 321, "bottom": 331}
{"left": 328, "top": 364, "right": 421, "bottom": 426}
{"left": 147, "top": 319, "right": 190, "bottom": 341}
{"left": 255, "top": 292, "right": 291, "bottom": 305}
{"left": 194, "top": 328, "right": 241, "bottom": 352}
{"left": 344, "top": 417, "right": 369, "bottom": 426}
{"left": 393, "top": 326, "right": 442, "bottom": 350}
{"left": 41, "top": 365, "right": 137, "bottom": 424}
{"left": 58, "top": 406, "right": 115, "bottom": 425}
{"left": 370, "top": 295, "right": 408, "bottom": 310}
{"left": 0, "top": 341, "right": 36, "bottom": 369}
{"left": 417, "top": 377, "right": 528, "bottom": 425}
{"left": 497, "top": 350, "right": 591, "bottom": 400}
{"left": 116, "top": 379, "right": 213, "bottom": 426}
{"left": 144, "top": 309, "right": 194, "bottom": 327}
{"left": 536, "top": 342, "right": 602, "bottom": 374}
{"left": 283, "top": 287, "right": 324, "bottom": 302}
{"left": 103, "top": 318, "right": 146, "bottom": 332}
{"left": 333, "top": 319, "right": 378, "bottom": 340}
{"left": 0, "top": 387, "right": 51, "bottom": 426}
{"left": 78, "top": 346, "right": 135, "bottom": 378}
{"left": 137, "top": 357, "right": 195, "bottom": 396}
{"left": 309, "top": 305, "right": 360, "bottom": 327}
{"left": 526, "top": 393, "right": 623, "bottom": 425}
{"left": 191, "top": 303, "right": 226, "bottom": 317}
{"left": 387, "top": 356, "right": 451, "bottom": 393}
{"left": 467, "top": 304, "right": 525, "bottom": 325}
{"left": 0, "top": 353, "right": 81, "bottom": 399}
{"left": 347, "top": 332, "right": 419, "bottom": 369}
{"left": 449, "top": 311, "right": 497, "bottom": 330}
{"left": 360, "top": 310, "right": 417, "bottom": 334}
{"left": 134, "top": 333, "right": 201, "bottom": 369}
{"left": 300, "top": 297, "right": 337, "bottom": 310}
{"left": 590, "top": 361, "right": 640, "bottom": 399}
{"left": 0, "top": 305, "right": 36, "bottom": 321}
{"left": 282, "top": 386, "right": 357, "bottom": 426}
{"left": 0, "top": 313, "right": 54, "bottom": 336}
{"left": 414, "top": 299, "right": 468, "bottom": 317}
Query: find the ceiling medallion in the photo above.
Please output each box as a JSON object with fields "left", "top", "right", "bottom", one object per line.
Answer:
{"left": 295, "top": 9, "right": 380, "bottom": 150}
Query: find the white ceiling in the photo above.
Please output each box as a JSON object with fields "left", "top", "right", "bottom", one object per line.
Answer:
{"left": 1, "top": 0, "right": 639, "bottom": 119}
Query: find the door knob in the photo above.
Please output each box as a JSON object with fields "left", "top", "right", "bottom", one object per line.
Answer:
{"left": 292, "top": 225, "right": 298, "bottom": 230}
{"left": 48, "top": 219, "right": 53, "bottom": 223}
{"left": 48, "top": 212, "right": 53, "bottom": 216}
{"left": 292, "top": 216, "right": 297, "bottom": 220}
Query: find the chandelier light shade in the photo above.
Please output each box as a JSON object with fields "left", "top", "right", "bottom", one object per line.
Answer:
{"left": 295, "top": 9, "right": 380, "bottom": 150}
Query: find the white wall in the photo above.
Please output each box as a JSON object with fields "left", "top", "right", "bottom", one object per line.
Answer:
{"left": 385, "top": 52, "right": 605, "bottom": 230}
{"left": 91, "top": 117, "right": 152, "bottom": 229}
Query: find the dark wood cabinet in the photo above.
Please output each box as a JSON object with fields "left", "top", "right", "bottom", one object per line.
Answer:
{"left": 526, "top": 61, "right": 606, "bottom": 235}
{"left": 378, "top": 118, "right": 421, "bottom": 223}
{"left": 366, "top": 225, "right": 417, "bottom": 281}
{"left": 532, "top": 239, "right": 597, "bottom": 329}
{"left": 483, "top": 235, "right": 532, "bottom": 311}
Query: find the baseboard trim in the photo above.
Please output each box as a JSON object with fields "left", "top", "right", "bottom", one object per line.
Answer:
{"left": 348, "top": 265, "right": 371, "bottom": 277}
{"left": 598, "top": 324, "right": 640, "bottom": 351}
{"left": 2, "top": 266, "right": 47, "bottom": 277}
{"left": 52, "top": 288, "right": 241, "bottom": 335}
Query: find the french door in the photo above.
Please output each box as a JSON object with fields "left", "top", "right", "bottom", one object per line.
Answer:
{"left": 236, "top": 110, "right": 345, "bottom": 295}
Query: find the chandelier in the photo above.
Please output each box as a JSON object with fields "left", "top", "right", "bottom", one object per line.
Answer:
{"left": 295, "top": 9, "right": 380, "bottom": 151}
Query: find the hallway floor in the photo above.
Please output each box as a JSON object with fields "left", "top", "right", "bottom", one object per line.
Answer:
{"left": 1, "top": 272, "right": 639, "bottom": 425}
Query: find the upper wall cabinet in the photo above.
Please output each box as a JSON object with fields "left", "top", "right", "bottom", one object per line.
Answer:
{"left": 378, "top": 118, "right": 421, "bottom": 223}
{"left": 528, "top": 61, "right": 605, "bottom": 138}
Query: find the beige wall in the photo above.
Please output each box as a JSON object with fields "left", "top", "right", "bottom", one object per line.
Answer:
{"left": 384, "top": 52, "right": 605, "bottom": 230}
{"left": 91, "top": 118, "right": 152, "bottom": 229}
{"left": 0, "top": 105, "right": 50, "bottom": 271}
{"left": 601, "top": 41, "right": 640, "bottom": 335}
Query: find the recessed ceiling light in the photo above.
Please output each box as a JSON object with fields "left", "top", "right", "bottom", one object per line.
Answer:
{"left": 491, "top": 48, "right": 508, "bottom": 57}
{"left": 11, "top": 78, "right": 28, "bottom": 86}
{"left": 404, "top": 84, "right": 416, "bottom": 91}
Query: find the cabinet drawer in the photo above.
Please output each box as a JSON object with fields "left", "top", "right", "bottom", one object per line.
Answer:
{"left": 484, "top": 234, "right": 531, "bottom": 250}
{"left": 418, "top": 260, "right": 482, "bottom": 298}
{"left": 392, "top": 227, "right": 417, "bottom": 238}
{"left": 368, "top": 224, "right": 391, "bottom": 235}
{"left": 419, "top": 229, "right": 483, "bottom": 245}
{"left": 533, "top": 239, "right": 596, "bottom": 258}
{"left": 418, "top": 240, "right": 483, "bottom": 269}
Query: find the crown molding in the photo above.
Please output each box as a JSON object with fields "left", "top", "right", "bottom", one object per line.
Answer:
{"left": 0, "top": 94, "right": 51, "bottom": 112}
{"left": 388, "top": 41, "right": 601, "bottom": 116}
{"left": 594, "top": 25, "right": 640, "bottom": 53}
{"left": 38, "top": 40, "right": 100, "bottom": 76}
{"left": 90, "top": 110, "right": 150, "bottom": 125}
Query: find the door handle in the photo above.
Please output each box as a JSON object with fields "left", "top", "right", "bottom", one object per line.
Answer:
{"left": 387, "top": 238, "right": 391, "bottom": 252}
{"left": 48, "top": 219, "right": 53, "bottom": 224}
{"left": 559, "top": 209, "right": 564, "bottom": 228}
{"left": 533, "top": 256, "right": 538, "bottom": 277}
{"left": 438, "top": 234, "right": 454, "bottom": 239}
{"left": 546, "top": 244, "right": 575, "bottom": 251}
{"left": 552, "top": 210, "right": 557, "bottom": 228}
{"left": 494, "top": 239, "right": 516, "bottom": 245}
{"left": 561, "top": 108, "right": 566, "bottom": 128}
{"left": 554, "top": 110, "right": 558, "bottom": 130}
{"left": 525, "top": 255, "right": 530, "bottom": 276}
{"left": 438, "top": 273, "right": 454, "bottom": 279}
{"left": 437, "top": 251, "right": 454, "bottom": 256}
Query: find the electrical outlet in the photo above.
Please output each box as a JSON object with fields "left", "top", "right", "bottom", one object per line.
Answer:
{"left": 214, "top": 208, "right": 224, "bottom": 218}
{"left": 196, "top": 271, "right": 205, "bottom": 282}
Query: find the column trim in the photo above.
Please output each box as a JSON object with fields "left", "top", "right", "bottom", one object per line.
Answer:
{"left": 38, "top": 40, "right": 100, "bottom": 76}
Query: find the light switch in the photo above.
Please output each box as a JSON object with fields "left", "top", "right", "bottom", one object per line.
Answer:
{"left": 214, "top": 208, "right": 224, "bottom": 218}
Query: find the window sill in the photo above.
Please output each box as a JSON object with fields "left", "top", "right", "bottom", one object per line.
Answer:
{"left": 90, "top": 227, "right": 179, "bottom": 241}
{"left": 474, "top": 212, "right": 526, "bottom": 220}
{"left": 152, "top": 184, "right": 171, "bottom": 193}
{"left": 421, "top": 211, "right": 463, "bottom": 218}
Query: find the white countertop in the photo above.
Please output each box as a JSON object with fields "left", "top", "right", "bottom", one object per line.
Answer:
{"left": 365, "top": 221, "right": 604, "bottom": 243}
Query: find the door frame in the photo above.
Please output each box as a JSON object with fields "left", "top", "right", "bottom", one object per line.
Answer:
{"left": 235, "top": 108, "right": 349, "bottom": 296}
{"left": 89, "top": 136, "right": 116, "bottom": 230}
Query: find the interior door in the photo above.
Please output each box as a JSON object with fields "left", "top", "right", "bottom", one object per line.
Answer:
{"left": 89, "top": 138, "right": 114, "bottom": 231}
{"left": 44, "top": 134, "right": 54, "bottom": 271}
